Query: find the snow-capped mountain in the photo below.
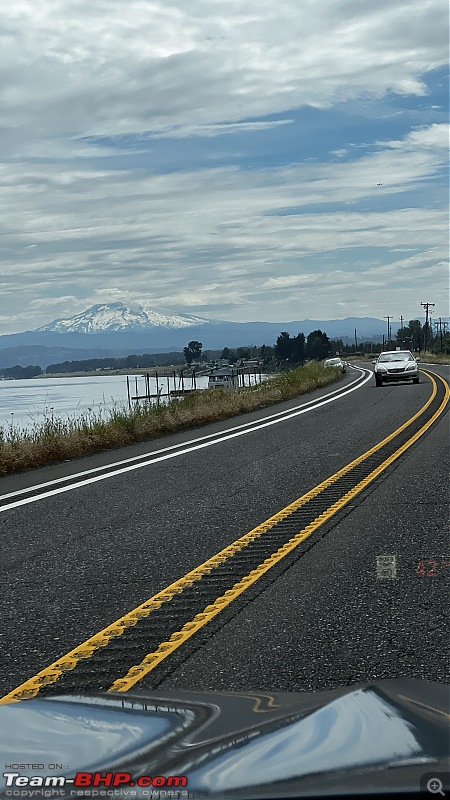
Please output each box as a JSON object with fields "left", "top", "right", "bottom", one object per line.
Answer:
{"left": 140, "top": 305, "right": 208, "bottom": 329}
{"left": 36, "top": 303, "right": 209, "bottom": 333}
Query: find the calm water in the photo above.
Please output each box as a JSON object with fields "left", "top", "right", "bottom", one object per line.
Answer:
{"left": 0, "top": 374, "right": 210, "bottom": 431}
{"left": 0, "top": 372, "right": 262, "bottom": 432}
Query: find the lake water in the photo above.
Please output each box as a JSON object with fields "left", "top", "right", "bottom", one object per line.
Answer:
{"left": 0, "top": 374, "right": 202, "bottom": 431}
{"left": 0, "top": 372, "right": 262, "bottom": 432}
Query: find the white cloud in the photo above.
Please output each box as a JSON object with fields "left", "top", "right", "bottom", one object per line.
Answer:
{"left": 0, "top": 122, "right": 447, "bottom": 330}
{"left": 29, "top": 296, "right": 81, "bottom": 309}
{"left": 145, "top": 120, "right": 295, "bottom": 139}
{"left": 378, "top": 123, "right": 449, "bottom": 151}
{"left": 0, "top": 0, "right": 448, "bottom": 331}
{"left": 0, "top": 0, "right": 447, "bottom": 155}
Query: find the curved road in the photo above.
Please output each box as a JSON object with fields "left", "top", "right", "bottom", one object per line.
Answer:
{"left": 0, "top": 363, "right": 448, "bottom": 700}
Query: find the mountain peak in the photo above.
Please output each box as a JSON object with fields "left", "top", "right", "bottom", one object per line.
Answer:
{"left": 36, "top": 303, "right": 209, "bottom": 334}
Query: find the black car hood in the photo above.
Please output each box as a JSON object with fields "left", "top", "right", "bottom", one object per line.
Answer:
{"left": 0, "top": 679, "right": 448, "bottom": 798}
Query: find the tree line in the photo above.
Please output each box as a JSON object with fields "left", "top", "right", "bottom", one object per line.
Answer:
{"left": 0, "top": 365, "right": 43, "bottom": 379}
{"left": 183, "top": 341, "right": 263, "bottom": 365}
{"left": 395, "top": 319, "right": 450, "bottom": 353}
{"left": 184, "top": 319, "right": 450, "bottom": 371}
{"left": 3, "top": 319, "right": 447, "bottom": 380}
{"left": 184, "top": 330, "right": 332, "bottom": 368}
{"left": 45, "top": 352, "right": 187, "bottom": 373}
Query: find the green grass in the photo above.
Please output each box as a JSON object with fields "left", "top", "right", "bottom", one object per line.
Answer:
{"left": 418, "top": 352, "right": 450, "bottom": 365}
{"left": 0, "top": 362, "right": 341, "bottom": 476}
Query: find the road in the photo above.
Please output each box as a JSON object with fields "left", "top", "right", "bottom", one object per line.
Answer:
{"left": 0, "top": 362, "right": 448, "bottom": 701}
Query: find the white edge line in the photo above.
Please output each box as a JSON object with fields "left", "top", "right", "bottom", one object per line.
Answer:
{"left": 0, "top": 368, "right": 371, "bottom": 513}
{"left": 1, "top": 368, "right": 366, "bottom": 500}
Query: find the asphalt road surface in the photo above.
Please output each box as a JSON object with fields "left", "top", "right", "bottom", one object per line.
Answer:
{"left": 0, "top": 362, "right": 448, "bottom": 700}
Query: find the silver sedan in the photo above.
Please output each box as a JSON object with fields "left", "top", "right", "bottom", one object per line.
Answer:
{"left": 373, "top": 350, "right": 420, "bottom": 386}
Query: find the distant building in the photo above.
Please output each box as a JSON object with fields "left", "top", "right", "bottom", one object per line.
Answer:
{"left": 208, "top": 366, "right": 240, "bottom": 390}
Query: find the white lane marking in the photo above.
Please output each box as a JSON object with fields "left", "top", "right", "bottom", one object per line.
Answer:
{"left": 1, "top": 368, "right": 367, "bottom": 501}
{"left": 0, "top": 368, "right": 372, "bottom": 513}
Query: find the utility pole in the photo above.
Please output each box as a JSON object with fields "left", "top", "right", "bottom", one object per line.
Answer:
{"left": 420, "top": 302, "right": 435, "bottom": 353}
{"left": 354, "top": 328, "right": 357, "bottom": 351}
{"left": 400, "top": 315, "right": 404, "bottom": 347}
{"left": 383, "top": 315, "right": 392, "bottom": 347}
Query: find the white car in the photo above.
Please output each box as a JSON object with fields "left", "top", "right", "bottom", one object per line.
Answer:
{"left": 372, "top": 350, "right": 420, "bottom": 387}
{"left": 324, "top": 357, "right": 346, "bottom": 373}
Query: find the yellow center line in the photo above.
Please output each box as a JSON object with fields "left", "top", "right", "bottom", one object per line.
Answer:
{"left": 108, "top": 372, "right": 449, "bottom": 692}
{"left": 1, "top": 371, "right": 447, "bottom": 704}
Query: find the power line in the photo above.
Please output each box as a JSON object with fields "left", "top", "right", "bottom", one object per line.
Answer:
{"left": 434, "top": 317, "right": 449, "bottom": 351}
{"left": 432, "top": 319, "right": 442, "bottom": 350}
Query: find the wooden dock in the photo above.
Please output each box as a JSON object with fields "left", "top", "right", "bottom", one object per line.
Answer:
{"left": 126, "top": 366, "right": 263, "bottom": 409}
{"left": 126, "top": 370, "right": 198, "bottom": 409}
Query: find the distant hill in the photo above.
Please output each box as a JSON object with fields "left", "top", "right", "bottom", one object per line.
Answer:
{"left": 0, "top": 344, "right": 184, "bottom": 370}
{"left": 0, "top": 303, "right": 402, "bottom": 367}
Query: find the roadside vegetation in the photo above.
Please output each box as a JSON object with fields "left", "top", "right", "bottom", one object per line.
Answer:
{"left": 0, "top": 362, "right": 341, "bottom": 476}
{"left": 417, "top": 352, "right": 450, "bottom": 365}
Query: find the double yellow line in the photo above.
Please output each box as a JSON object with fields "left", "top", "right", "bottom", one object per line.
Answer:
{"left": 1, "top": 370, "right": 448, "bottom": 703}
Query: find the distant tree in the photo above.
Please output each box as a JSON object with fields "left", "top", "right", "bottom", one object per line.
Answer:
{"left": 24, "top": 365, "right": 42, "bottom": 378}
{"left": 0, "top": 364, "right": 42, "bottom": 379}
{"left": 305, "top": 329, "right": 330, "bottom": 361}
{"left": 46, "top": 361, "right": 65, "bottom": 374}
{"left": 183, "top": 341, "right": 203, "bottom": 365}
{"left": 396, "top": 319, "right": 423, "bottom": 351}
{"left": 259, "top": 344, "right": 274, "bottom": 364}
{"left": 45, "top": 352, "right": 187, "bottom": 374}
{"left": 291, "top": 333, "right": 305, "bottom": 365}
{"left": 330, "top": 339, "right": 345, "bottom": 356}
{"left": 274, "top": 332, "right": 306, "bottom": 366}
{"left": 274, "top": 332, "right": 293, "bottom": 363}
{"left": 220, "top": 347, "right": 231, "bottom": 360}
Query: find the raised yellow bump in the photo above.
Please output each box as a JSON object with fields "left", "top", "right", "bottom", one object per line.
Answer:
{"left": 1, "top": 372, "right": 446, "bottom": 704}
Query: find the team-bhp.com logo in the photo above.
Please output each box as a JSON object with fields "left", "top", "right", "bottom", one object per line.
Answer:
{"left": 3, "top": 772, "right": 188, "bottom": 797}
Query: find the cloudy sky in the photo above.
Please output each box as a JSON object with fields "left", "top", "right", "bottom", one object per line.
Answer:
{"left": 0, "top": 0, "right": 448, "bottom": 333}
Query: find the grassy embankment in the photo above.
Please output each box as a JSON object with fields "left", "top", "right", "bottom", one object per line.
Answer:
{"left": 0, "top": 362, "right": 341, "bottom": 477}
{"left": 417, "top": 352, "right": 450, "bottom": 365}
